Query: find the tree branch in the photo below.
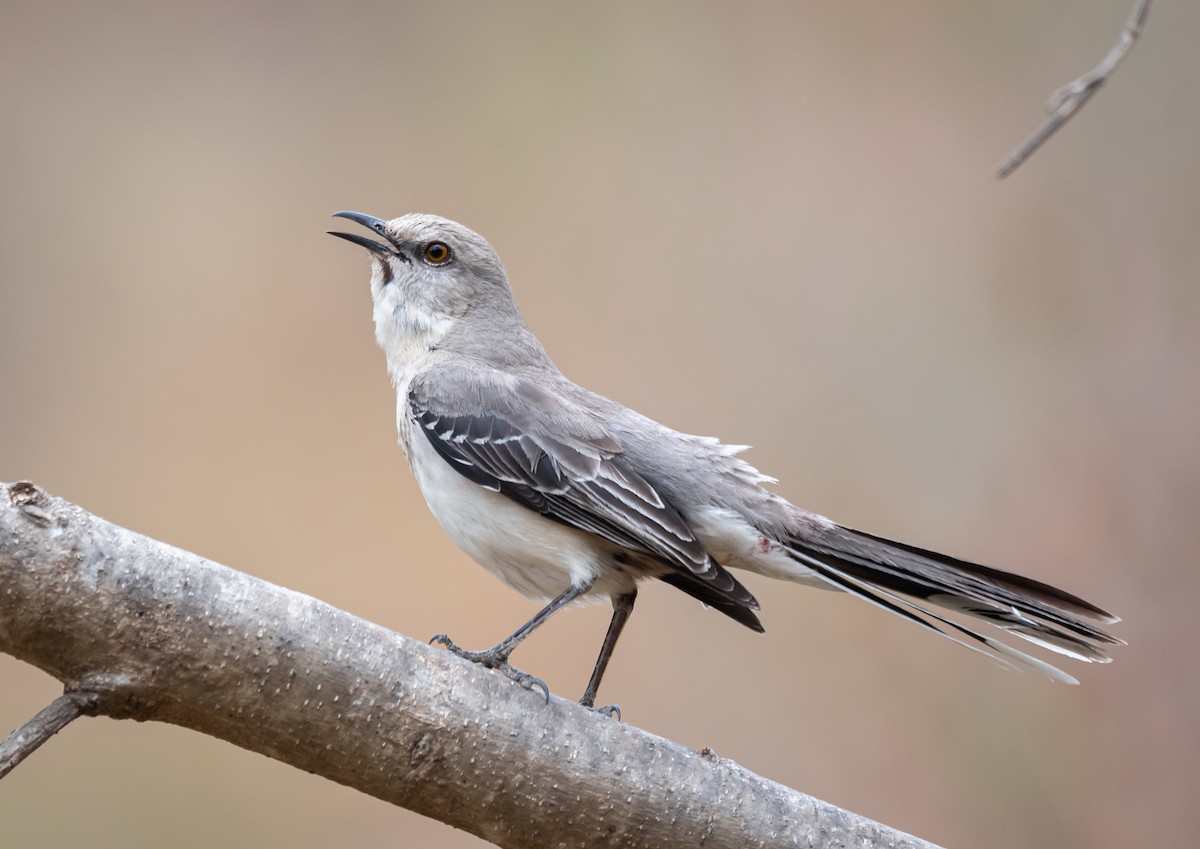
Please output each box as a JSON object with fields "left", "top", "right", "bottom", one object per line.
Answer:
{"left": 996, "top": 0, "right": 1151, "bottom": 179}
{"left": 0, "top": 690, "right": 97, "bottom": 779}
{"left": 0, "top": 481, "right": 941, "bottom": 849}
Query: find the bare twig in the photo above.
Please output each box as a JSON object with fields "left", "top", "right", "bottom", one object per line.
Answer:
{"left": 996, "top": 0, "right": 1151, "bottom": 179}
{"left": 0, "top": 481, "right": 943, "bottom": 849}
{"left": 0, "top": 691, "right": 96, "bottom": 779}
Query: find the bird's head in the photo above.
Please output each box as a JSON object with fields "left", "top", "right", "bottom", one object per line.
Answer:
{"left": 330, "top": 211, "right": 515, "bottom": 359}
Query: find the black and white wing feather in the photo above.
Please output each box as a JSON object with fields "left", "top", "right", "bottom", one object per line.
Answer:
{"left": 408, "top": 367, "right": 762, "bottom": 630}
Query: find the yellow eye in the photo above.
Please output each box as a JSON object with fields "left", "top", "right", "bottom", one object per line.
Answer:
{"left": 423, "top": 241, "right": 452, "bottom": 265}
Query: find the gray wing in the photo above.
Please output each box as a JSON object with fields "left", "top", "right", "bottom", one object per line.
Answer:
{"left": 408, "top": 367, "right": 761, "bottom": 629}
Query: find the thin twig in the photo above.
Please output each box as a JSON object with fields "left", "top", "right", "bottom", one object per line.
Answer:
{"left": 0, "top": 691, "right": 95, "bottom": 780}
{"left": 996, "top": 0, "right": 1151, "bottom": 179}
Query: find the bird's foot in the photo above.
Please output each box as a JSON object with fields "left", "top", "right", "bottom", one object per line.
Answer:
{"left": 429, "top": 634, "right": 550, "bottom": 703}
{"left": 578, "top": 690, "right": 621, "bottom": 720}
{"left": 590, "top": 703, "right": 622, "bottom": 721}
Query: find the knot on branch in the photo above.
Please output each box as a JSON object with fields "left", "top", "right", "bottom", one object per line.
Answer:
{"left": 8, "top": 481, "right": 56, "bottom": 528}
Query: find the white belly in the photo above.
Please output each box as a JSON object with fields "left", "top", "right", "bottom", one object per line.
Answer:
{"left": 400, "top": 408, "right": 633, "bottom": 603}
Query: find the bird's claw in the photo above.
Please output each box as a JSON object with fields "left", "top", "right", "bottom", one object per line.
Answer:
{"left": 428, "top": 633, "right": 548, "bottom": 702}
{"left": 592, "top": 703, "right": 622, "bottom": 721}
{"left": 509, "top": 669, "right": 550, "bottom": 704}
{"left": 429, "top": 633, "right": 506, "bottom": 667}
{"left": 579, "top": 692, "right": 622, "bottom": 720}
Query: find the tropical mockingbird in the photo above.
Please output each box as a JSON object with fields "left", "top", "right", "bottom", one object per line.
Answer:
{"left": 330, "top": 211, "right": 1121, "bottom": 711}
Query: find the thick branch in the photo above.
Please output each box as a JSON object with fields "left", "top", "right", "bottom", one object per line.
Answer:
{"left": 0, "top": 481, "right": 940, "bottom": 849}
{"left": 996, "top": 0, "right": 1151, "bottom": 178}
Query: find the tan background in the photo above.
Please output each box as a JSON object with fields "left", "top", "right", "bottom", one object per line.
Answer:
{"left": 2, "top": 2, "right": 1196, "bottom": 847}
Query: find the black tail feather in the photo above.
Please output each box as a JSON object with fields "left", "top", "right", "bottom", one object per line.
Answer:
{"left": 658, "top": 571, "right": 765, "bottom": 633}
{"left": 785, "top": 523, "right": 1122, "bottom": 680}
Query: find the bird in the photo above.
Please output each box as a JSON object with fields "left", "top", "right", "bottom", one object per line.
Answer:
{"left": 329, "top": 210, "right": 1121, "bottom": 712}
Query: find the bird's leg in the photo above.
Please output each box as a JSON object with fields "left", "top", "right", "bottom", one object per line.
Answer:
{"left": 579, "top": 589, "right": 637, "bottom": 718}
{"left": 431, "top": 579, "right": 595, "bottom": 703}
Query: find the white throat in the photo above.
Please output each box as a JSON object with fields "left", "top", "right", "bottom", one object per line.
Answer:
{"left": 374, "top": 296, "right": 454, "bottom": 393}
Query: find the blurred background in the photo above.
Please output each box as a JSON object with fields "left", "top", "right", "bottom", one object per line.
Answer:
{"left": 2, "top": 1, "right": 1196, "bottom": 847}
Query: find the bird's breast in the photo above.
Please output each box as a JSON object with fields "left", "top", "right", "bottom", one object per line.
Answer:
{"left": 397, "top": 401, "right": 637, "bottom": 603}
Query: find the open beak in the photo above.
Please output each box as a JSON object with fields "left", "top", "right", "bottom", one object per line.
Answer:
{"left": 328, "top": 211, "right": 399, "bottom": 258}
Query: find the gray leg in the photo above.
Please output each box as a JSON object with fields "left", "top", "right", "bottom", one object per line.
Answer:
{"left": 431, "top": 579, "right": 595, "bottom": 703}
{"left": 579, "top": 589, "right": 637, "bottom": 717}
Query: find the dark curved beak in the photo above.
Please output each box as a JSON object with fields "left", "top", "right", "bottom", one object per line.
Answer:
{"left": 328, "top": 211, "right": 398, "bottom": 258}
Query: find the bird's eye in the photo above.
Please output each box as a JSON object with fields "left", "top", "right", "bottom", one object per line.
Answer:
{"left": 422, "top": 241, "right": 452, "bottom": 265}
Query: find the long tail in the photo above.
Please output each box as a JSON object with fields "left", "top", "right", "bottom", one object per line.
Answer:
{"left": 785, "top": 524, "right": 1123, "bottom": 683}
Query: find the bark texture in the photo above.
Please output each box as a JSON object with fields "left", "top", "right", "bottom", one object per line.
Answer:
{"left": 0, "top": 481, "right": 941, "bottom": 849}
